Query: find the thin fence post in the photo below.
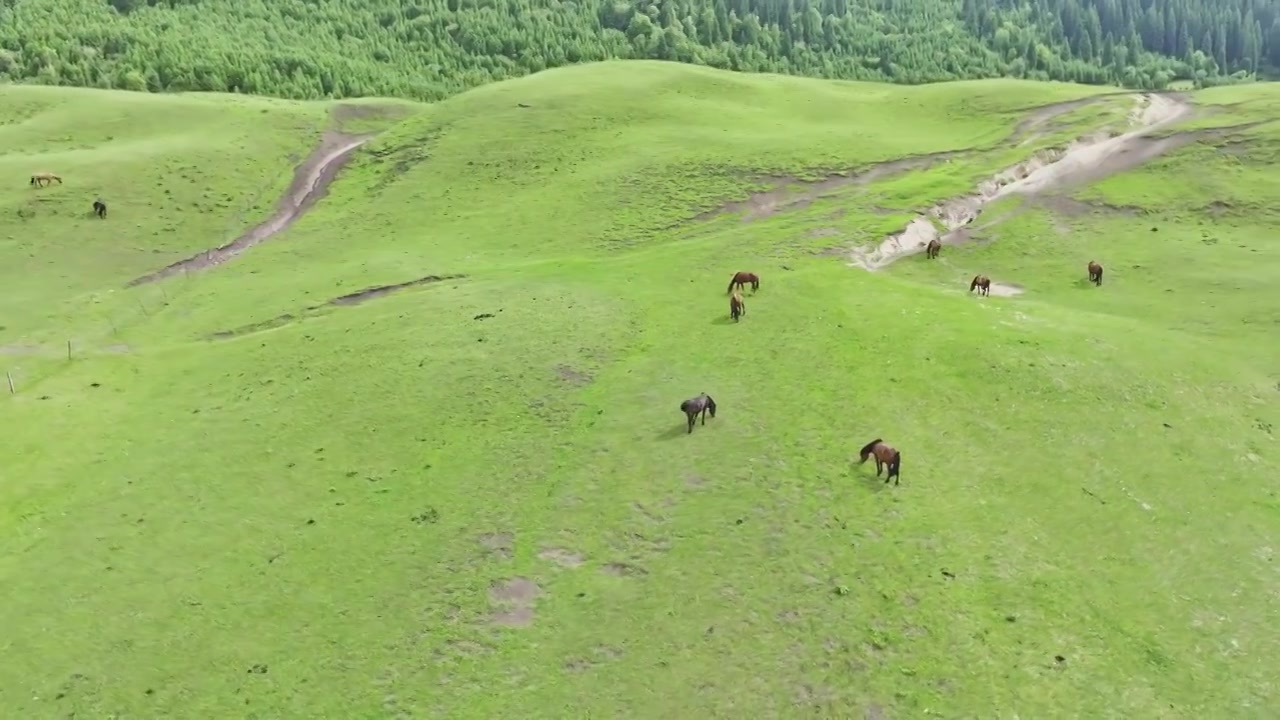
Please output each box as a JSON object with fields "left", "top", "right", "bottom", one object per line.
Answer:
{"left": 67, "top": 340, "right": 72, "bottom": 360}
{"left": 6, "top": 371, "right": 13, "bottom": 394}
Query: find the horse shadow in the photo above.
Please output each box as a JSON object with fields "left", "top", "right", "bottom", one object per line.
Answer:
{"left": 1073, "top": 278, "right": 1099, "bottom": 289}
{"left": 657, "top": 424, "right": 695, "bottom": 440}
{"left": 710, "top": 314, "right": 737, "bottom": 325}
{"left": 851, "top": 465, "right": 894, "bottom": 493}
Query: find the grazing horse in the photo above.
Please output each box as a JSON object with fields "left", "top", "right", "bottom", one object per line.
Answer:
{"left": 30, "top": 172, "right": 62, "bottom": 188}
{"left": 730, "top": 291, "right": 746, "bottom": 322}
{"left": 925, "top": 238, "right": 942, "bottom": 259}
{"left": 679, "top": 393, "right": 717, "bottom": 434}
{"left": 969, "top": 275, "right": 991, "bottom": 296}
{"left": 727, "top": 271, "right": 760, "bottom": 294}
{"left": 1087, "top": 261, "right": 1104, "bottom": 286}
{"left": 93, "top": 199, "right": 107, "bottom": 219}
{"left": 858, "top": 438, "right": 902, "bottom": 485}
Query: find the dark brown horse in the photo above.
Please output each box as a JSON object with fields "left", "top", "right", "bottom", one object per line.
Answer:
{"left": 969, "top": 275, "right": 991, "bottom": 296}
{"left": 925, "top": 238, "right": 941, "bottom": 259}
{"left": 730, "top": 291, "right": 745, "bottom": 322}
{"left": 1087, "top": 261, "right": 1104, "bottom": 286}
{"left": 93, "top": 199, "right": 107, "bottom": 219}
{"left": 858, "top": 438, "right": 902, "bottom": 485}
{"left": 30, "top": 172, "right": 62, "bottom": 188}
{"left": 727, "top": 271, "right": 760, "bottom": 294}
{"left": 680, "top": 393, "right": 717, "bottom": 434}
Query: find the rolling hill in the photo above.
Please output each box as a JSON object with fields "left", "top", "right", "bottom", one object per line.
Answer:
{"left": 1, "top": 61, "right": 1277, "bottom": 717}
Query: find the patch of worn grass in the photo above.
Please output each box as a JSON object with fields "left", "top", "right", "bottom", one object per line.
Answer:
{"left": 1, "top": 62, "right": 1277, "bottom": 718}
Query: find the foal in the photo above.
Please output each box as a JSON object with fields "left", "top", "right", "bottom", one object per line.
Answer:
{"left": 1087, "top": 261, "right": 1104, "bottom": 286}
{"left": 30, "top": 172, "right": 62, "bottom": 187}
{"left": 730, "top": 291, "right": 745, "bottom": 322}
{"left": 969, "top": 275, "right": 991, "bottom": 296}
{"left": 93, "top": 199, "right": 107, "bottom": 219}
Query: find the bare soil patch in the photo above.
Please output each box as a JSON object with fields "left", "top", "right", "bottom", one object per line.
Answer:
{"left": 985, "top": 282, "right": 1025, "bottom": 297}
{"left": 128, "top": 131, "right": 374, "bottom": 286}
{"left": 488, "top": 577, "right": 541, "bottom": 628}
{"left": 329, "top": 274, "right": 466, "bottom": 306}
{"left": 478, "top": 532, "right": 514, "bottom": 560}
{"left": 538, "top": 547, "right": 585, "bottom": 568}
{"left": 848, "top": 93, "right": 1201, "bottom": 270}
{"left": 602, "top": 562, "right": 647, "bottom": 577}
{"left": 555, "top": 365, "right": 592, "bottom": 386}
{"left": 208, "top": 273, "right": 467, "bottom": 340}
{"left": 331, "top": 102, "right": 418, "bottom": 132}
{"left": 1033, "top": 195, "right": 1144, "bottom": 218}
{"left": 696, "top": 151, "right": 964, "bottom": 223}
{"left": 1007, "top": 93, "right": 1122, "bottom": 145}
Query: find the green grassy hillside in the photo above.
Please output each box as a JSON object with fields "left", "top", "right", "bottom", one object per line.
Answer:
{"left": 1, "top": 61, "right": 1277, "bottom": 718}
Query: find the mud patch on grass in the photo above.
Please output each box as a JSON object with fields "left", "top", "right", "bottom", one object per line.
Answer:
{"left": 1034, "top": 195, "right": 1144, "bottom": 218}
{"left": 696, "top": 151, "right": 964, "bottom": 223}
{"left": 478, "top": 532, "right": 514, "bottom": 560}
{"left": 538, "top": 548, "right": 585, "bottom": 568}
{"left": 489, "top": 577, "right": 541, "bottom": 628}
{"left": 564, "top": 645, "right": 624, "bottom": 672}
{"left": 985, "top": 282, "right": 1025, "bottom": 297}
{"left": 794, "top": 684, "right": 836, "bottom": 706}
{"left": 128, "top": 131, "right": 375, "bottom": 286}
{"left": 1008, "top": 93, "right": 1124, "bottom": 145}
{"left": 208, "top": 273, "right": 468, "bottom": 339}
{"left": 602, "top": 562, "right": 647, "bottom": 577}
{"left": 555, "top": 365, "right": 592, "bottom": 386}
{"left": 330, "top": 274, "right": 466, "bottom": 306}
{"left": 332, "top": 102, "right": 419, "bottom": 133}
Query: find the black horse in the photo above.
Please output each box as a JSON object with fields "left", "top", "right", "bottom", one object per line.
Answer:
{"left": 92, "top": 199, "right": 107, "bottom": 219}
{"left": 680, "top": 393, "right": 717, "bottom": 434}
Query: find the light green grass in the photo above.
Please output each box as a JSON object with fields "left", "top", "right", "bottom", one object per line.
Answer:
{"left": 1, "top": 61, "right": 1277, "bottom": 718}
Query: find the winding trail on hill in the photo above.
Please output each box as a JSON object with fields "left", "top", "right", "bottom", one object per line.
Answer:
{"left": 127, "top": 131, "right": 372, "bottom": 287}
{"left": 848, "top": 93, "right": 1198, "bottom": 271}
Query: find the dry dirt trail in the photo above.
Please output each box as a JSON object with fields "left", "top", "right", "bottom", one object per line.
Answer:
{"left": 127, "top": 130, "right": 373, "bottom": 286}
{"left": 848, "top": 93, "right": 1197, "bottom": 272}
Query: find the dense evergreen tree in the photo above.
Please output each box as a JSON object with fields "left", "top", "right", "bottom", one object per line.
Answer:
{"left": 0, "top": 0, "right": 1270, "bottom": 101}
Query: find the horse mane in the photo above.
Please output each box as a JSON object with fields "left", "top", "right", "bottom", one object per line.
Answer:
{"left": 969, "top": 276, "right": 979, "bottom": 291}
{"left": 858, "top": 438, "right": 882, "bottom": 459}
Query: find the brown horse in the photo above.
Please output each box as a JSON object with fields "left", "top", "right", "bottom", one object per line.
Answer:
{"left": 727, "top": 271, "right": 760, "bottom": 294}
{"left": 969, "top": 275, "right": 991, "bottom": 296}
{"left": 680, "top": 393, "right": 717, "bottom": 434}
{"left": 925, "top": 238, "right": 942, "bottom": 259}
{"left": 1087, "top": 261, "right": 1104, "bottom": 286}
{"left": 93, "top": 199, "right": 107, "bottom": 219}
{"left": 858, "top": 438, "right": 902, "bottom": 485}
{"left": 30, "top": 172, "right": 62, "bottom": 188}
{"left": 730, "top": 291, "right": 746, "bottom": 322}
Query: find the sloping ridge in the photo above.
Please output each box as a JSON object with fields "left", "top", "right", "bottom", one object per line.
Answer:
{"left": 848, "top": 93, "right": 1200, "bottom": 270}
{"left": 127, "top": 131, "right": 372, "bottom": 286}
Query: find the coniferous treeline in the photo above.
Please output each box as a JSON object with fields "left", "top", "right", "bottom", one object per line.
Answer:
{"left": 0, "top": 0, "right": 1274, "bottom": 101}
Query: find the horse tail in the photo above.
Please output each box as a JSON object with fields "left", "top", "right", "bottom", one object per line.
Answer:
{"left": 858, "top": 438, "right": 882, "bottom": 460}
{"left": 891, "top": 451, "right": 901, "bottom": 477}
{"left": 1096, "top": 266, "right": 1103, "bottom": 283}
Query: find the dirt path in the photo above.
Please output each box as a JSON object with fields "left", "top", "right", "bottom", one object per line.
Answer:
{"left": 848, "top": 93, "right": 1197, "bottom": 271}
{"left": 127, "top": 131, "right": 373, "bottom": 287}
